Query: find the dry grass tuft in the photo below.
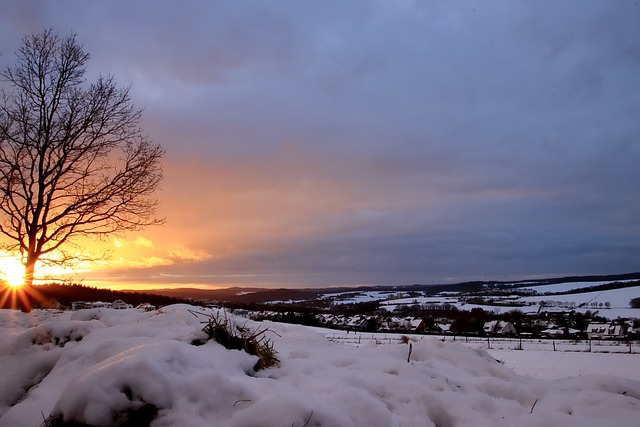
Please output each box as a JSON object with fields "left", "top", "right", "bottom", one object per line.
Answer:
{"left": 193, "top": 310, "right": 280, "bottom": 371}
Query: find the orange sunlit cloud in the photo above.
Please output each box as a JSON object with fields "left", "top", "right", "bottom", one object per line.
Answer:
{"left": 105, "top": 237, "right": 213, "bottom": 269}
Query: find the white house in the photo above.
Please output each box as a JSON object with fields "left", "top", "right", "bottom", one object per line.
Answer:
{"left": 111, "top": 299, "right": 132, "bottom": 310}
{"left": 483, "top": 320, "right": 517, "bottom": 336}
{"left": 406, "top": 318, "right": 426, "bottom": 332}
{"left": 344, "top": 315, "right": 371, "bottom": 331}
{"left": 316, "top": 314, "right": 340, "bottom": 326}
{"left": 435, "top": 323, "right": 452, "bottom": 334}
{"left": 586, "top": 323, "right": 625, "bottom": 339}
{"left": 91, "top": 301, "right": 109, "bottom": 309}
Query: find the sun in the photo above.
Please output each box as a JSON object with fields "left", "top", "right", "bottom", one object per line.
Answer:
{"left": 0, "top": 256, "right": 25, "bottom": 287}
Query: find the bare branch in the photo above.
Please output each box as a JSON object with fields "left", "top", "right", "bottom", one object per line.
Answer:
{"left": 0, "top": 29, "right": 164, "bottom": 285}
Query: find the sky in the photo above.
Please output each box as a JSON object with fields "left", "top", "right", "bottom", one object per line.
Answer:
{"left": 0, "top": 1, "right": 638, "bottom": 289}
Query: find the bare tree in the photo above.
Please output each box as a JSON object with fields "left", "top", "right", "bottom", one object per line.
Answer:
{"left": 0, "top": 29, "right": 164, "bottom": 290}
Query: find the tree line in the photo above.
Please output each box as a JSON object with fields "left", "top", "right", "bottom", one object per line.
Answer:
{"left": 0, "top": 282, "right": 189, "bottom": 310}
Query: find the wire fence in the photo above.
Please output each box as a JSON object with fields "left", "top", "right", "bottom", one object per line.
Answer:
{"left": 323, "top": 331, "right": 640, "bottom": 354}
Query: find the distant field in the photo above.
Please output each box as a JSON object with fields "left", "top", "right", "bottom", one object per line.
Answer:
{"left": 328, "top": 279, "right": 640, "bottom": 320}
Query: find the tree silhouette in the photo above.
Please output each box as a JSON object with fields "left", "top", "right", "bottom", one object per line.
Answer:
{"left": 0, "top": 29, "right": 163, "bottom": 297}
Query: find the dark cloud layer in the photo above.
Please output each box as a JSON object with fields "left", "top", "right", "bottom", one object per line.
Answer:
{"left": 1, "top": 1, "right": 638, "bottom": 288}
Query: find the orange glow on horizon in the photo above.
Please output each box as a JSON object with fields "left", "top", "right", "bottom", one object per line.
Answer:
{"left": 0, "top": 234, "right": 218, "bottom": 293}
{"left": 77, "top": 280, "right": 230, "bottom": 291}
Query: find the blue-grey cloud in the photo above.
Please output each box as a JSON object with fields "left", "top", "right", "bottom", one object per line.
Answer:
{"left": 0, "top": 1, "right": 638, "bottom": 287}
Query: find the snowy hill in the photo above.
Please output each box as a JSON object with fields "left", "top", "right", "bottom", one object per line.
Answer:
{"left": 1, "top": 305, "right": 639, "bottom": 427}
{"left": 369, "top": 280, "right": 640, "bottom": 320}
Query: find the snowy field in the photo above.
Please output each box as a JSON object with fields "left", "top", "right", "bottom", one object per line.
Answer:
{"left": 321, "top": 331, "right": 640, "bottom": 354}
{"left": 319, "top": 330, "right": 640, "bottom": 379}
{"left": 519, "top": 280, "right": 639, "bottom": 294}
{"left": 375, "top": 281, "right": 640, "bottom": 320}
{"left": 1, "top": 305, "right": 639, "bottom": 427}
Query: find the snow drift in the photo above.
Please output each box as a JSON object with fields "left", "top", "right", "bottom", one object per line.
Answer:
{"left": 0, "top": 304, "right": 638, "bottom": 427}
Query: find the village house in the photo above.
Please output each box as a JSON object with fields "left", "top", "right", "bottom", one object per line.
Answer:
{"left": 316, "top": 314, "right": 340, "bottom": 326}
{"left": 91, "top": 301, "right": 109, "bottom": 308}
{"left": 586, "top": 323, "right": 625, "bottom": 340}
{"left": 435, "top": 323, "right": 452, "bottom": 334}
{"left": 70, "top": 300, "right": 133, "bottom": 310}
{"left": 136, "top": 303, "right": 156, "bottom": 311}
{"left": 111, "top": 299, "right": 133, "bottom": 310}
{"left": 407, "top": 318, "right": 426, "bottom": 333}
{"left": 483, "top": 320, "right": 517, "bottom": 336}
{"left": 71, "top": 301, "right": 92, "bottom": 310}
{"left": 382, "top": 317, "right": 404, "bottom": 331}
{"left": 344, "top": 315, "right": 373, "bottom": 331}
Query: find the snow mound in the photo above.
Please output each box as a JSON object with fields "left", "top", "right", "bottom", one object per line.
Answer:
{"left": 0, "top": 305, "right": 638, "bottom": 427}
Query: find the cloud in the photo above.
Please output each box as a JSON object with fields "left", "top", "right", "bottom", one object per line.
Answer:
{"left": 113, "top": 237, "right": 154, "bottom": 249}
{"left": 113, "top": 256, "right": 173, "bottom": 269}
{"left": 0, "top": 1, "right": 638, "bottom": 288}
{"left": 167, "top": 246, "right": 213, "bottom": 263}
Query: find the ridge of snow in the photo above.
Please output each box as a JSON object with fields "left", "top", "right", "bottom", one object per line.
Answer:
{"left": 0, "top": 305, "right": 638, "bottom": 427}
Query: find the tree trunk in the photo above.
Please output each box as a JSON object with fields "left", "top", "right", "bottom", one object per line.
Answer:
{"left": 20, "top": 261, "right": 36, "bottom": 312}
{"left": 24, "top": 260, "right": 35, "bottom": 288}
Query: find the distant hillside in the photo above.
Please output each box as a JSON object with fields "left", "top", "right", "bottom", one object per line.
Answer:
{"left": 508, "top": 272, "right": 640, "bottom": 288}
{"left": 137, "top": 287, "right": 265, "bottom": 302}
{"left": 134, "top": 272, "right": 640, "bottom": 304}
{"left": 138, "top": 287, "right": 323, "bottom": 304}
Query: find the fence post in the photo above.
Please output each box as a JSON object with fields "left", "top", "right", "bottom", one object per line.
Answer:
{"left": 487, "top": 336, "right": 491, "bottom": 349}
{"left": 553, "top": 340, "right": 556, "bottom": 351}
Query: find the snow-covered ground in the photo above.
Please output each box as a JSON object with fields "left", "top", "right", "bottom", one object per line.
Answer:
{"left": 375, "top": 281, "right": 640, "bottom": 319}
{"left": 322, "top": 291, "right": 395, "bottom": 305}
{"left": 519, "top": 280, "right": 638, "bottom": 295}
{"left": 488, "top": 349, "right": 640, "bottom": 381}
{"left": 1, "top": 305, "right": 639, "bottom": 427}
